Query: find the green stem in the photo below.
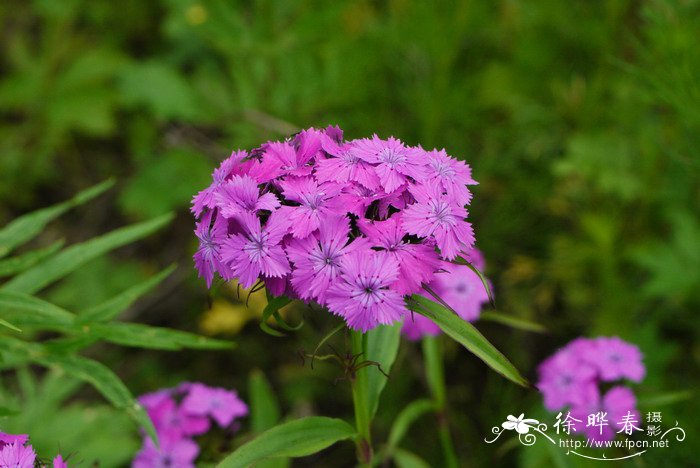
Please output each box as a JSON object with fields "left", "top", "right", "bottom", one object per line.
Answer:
{"left": 422, "top": 336, "right": 459, "bottom": 468}
{"left": 351, "top": 330, "right": 373, "bottom": 466}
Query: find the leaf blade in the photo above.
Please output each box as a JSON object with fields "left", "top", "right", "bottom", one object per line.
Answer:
{"left": 365, "top": 322, "right": 402, "bottom": 420}
{"left": 409, "top": 295, "right": 528, "bottom": 387}
{"left": 2, "top": 213, "right": 173, "bottom": 294}
{"left": 217, "top": 417, "right": 356, "bottom": 468}
{"left": 0, "top": 180, "right": 113, "bottom": 257}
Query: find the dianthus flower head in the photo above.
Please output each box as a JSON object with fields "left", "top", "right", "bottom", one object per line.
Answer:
{"left": 134, "top": 382, "right": 248, "bottom": 467}
{"left": 0, "top": 442, "right": 36, "bottom": 468}
{"left": 326, "top": 251, "right": 407, "bottom": 331}
{"left": 181, "top": 383, "right": 249, "bottom": 428}
{"left": 192, "top": 126, "right": 480, "bottom": 332}
{"left": 588, "top": 336, "right": 645, "bottom": 382}
{"left": 537, "top": 336, "right": 645, "bottom": 442}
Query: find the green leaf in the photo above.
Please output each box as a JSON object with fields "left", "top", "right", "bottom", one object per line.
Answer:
{"left": 365, "top": 322, "right": 401, "bottom": 420}
{"left": 0, "top": 180, "right": 113, "bottom": 258}
{"left": 86, "top": 322, "right": 233, "bottom": 351}
{"left": 637, "top": 390, "right": 693, "bottom": 407}
{"left": 0, "top": 240, "right": 64, "bottom": 278}
{"left": 479, "top": 311, "right": 547, "bottom": 333}
{"left": 249, "top": 369, "right": 281, "bottom": 433}
{"left": 0, "top": 317, "right": 21, "bottom": 332}
{"left": 0, "top": 290, "right": 76, "bottom": 330}
{"left": 260, "top": 295, "right": 293, "bottom": 337}
{"left": 421, "top": 336, "right": 446, "bottom": 407}
{"left": 409, "top": 295, "right": 528, "bottom": 387}
{"left": 36, "top": 354, "right": 158, "bottom": 445}
{"left": 78, "top": 265, "right": 176, "bottom": 323}
{"left": 0, "top": 337, "right": 157, "bottom": 444}
{"left": 2, "top": 213, "right": 173, "bottom": 294}
{"left": 393, "top": 448, "right": 432, "bottom": 468}
{"left": 217, "top": 417, "right": 356, "bottom": 468}
{"left": 248, "top": 370, "right": 290, "bottom": 468}
{"left": 386, "top": 399, "right": 435, "bottom": 456}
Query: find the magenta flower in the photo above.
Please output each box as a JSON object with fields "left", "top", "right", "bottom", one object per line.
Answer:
{"left": 134, "top": 382, "right": 248, "bottom": 467}
{"left": 193, "top": 212, "right": 233, "bottom": 288}
{"left": 537, "top": 337, "right": 646, "bottom": 442}
{"left": 401, "top": 313, "right": 441, "bottom": 340}
{"left": 191, "top": 150, "right": 248, "bottom": 217}
{"left": 192, "top": 126, "right": 480, "bottom": 332}
{"left": 220, "top": 211, "right": 291, "bottom": 288}
{"left": 359, "top": 214, "right": 440, "bottom": 295}
{"left": 0, "top": 432, "right": 28, "bottom": 448}
{"left": 570, "top": 386, "right": 639, "bottom": 442}
{"left": 402, "top": 182, "right": 475, "bottom": 260}
{"left": 287, "top": 216, "right": 370, "bottom": 304}
{"left": 425, "top": 149, "right": 477, "bottom": 207}
{"left": 352, "top": 136, "right": 426, "bottom": 193}
{"left": 181, "top": 383, "right": 249, "bottom": 428}
{"left": 429, "top": 261, "right": 489, "bottom": 322}
{"left": 214, "top": 175, "right": 280, "bottom": 219}
{"left": 278, "top": 177, "right": 344, "bottom": 238}
{"left": 132, "top": 434, "right": 198, "bottom": 468}
{"left": 249, "top": 141, "right": 312, "bottom": 182}
{"left": 326, "top": 251, "right": 408, "bottom": 331}
{"left": 589, "top": 337, "right": 645, "bottom": 383}
{"left": 316, "top": 139, "right": 380, "bottom": 190}
{"left": 53, "top": 455, "right": 68, "bottom": 468}
{"left": 141, "top": 393, "right": 210, "bottom": 438}
{"left": 537, "top": 347, "right": 598, "bottom": 411}
{"left": 0, "top": 442, "right": 36, "bottom": 468}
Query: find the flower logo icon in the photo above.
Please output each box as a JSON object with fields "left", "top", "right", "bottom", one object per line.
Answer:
{"left": 502, "top": 414, "right": 540, "bottom": 434}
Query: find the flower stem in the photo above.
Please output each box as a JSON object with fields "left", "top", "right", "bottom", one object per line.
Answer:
{"left": 422, "top": 336, "right": 459, "bottom": 468}
{"left": 350, "top": 329, "right": 373, "bottom": 466}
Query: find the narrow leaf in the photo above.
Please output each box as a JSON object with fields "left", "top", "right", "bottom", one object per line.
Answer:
{"left": 248, "top": 370, "right": 290, "bottom": 468}
{"left": 0, "top": 336, "right": 158, "bottom": 444}
{"left": 87, "top": 322, "right": 233, "bottom": 350}
{"left": 0, "top": 240, "right": 64, "bottom": 278}
{"left": 78, "top": 265, "right": 176, "bottom": 323}
{"left": 260, "top": 295, "right": 293, "bottom": 336}
{"left": 0, "top": 180, "right": 113, "bottom": 258}
{"left": 218, "top": 417, "right": 355, "bottom": 468}
{"left": 3, "top": 213, "right": 173, "bottom": 294}
{"left": 0, "top": 317, "right": 21, "bottom": 332}
{"left": 365, "top": 322, "right": 402, "bottom": 420}
{"left": 0, "top": 290, "right": 76, "bottom": 330}
{"left": 409, "top": 295, "right": 528, "bottom": 387}
{"left": 386, "top": 399, "right": 435, "bottom": 455}
{"left": 393, "top": 448, "right": 432, "bottom": 468}
{"left": 249, "top": 369, "right": 281, "bottom": 433}
{"left": 637, "top": 390, "right": 693, "bottom": 407}
{"left": 37, "top": 354, "right": 158, "bottom": 445}
{"left": 479, "top": 311, "right": 547, "bottom": 333}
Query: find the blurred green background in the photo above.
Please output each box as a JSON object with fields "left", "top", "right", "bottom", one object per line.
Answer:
{"left": 1, "top": 0, "right": 698, "bottom": 466}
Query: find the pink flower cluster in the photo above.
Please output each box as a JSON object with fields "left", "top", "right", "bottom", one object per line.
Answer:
{"left": 192, "top": 126, "right": 478, "bottom": 331}
{"left": 133, "top": 382, "right": 248, "bottom": 468}
{"left": 537, "top": 337, "right": 645, "bottom": 441}
{"left": 0, "top": 432, "right": 66, "bottom": 467}
{"left": 402, "top": 248, "right": 490, "bottom": 340}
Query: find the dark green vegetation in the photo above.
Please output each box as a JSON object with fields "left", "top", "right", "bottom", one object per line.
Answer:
{"left": 1, "top": 1, "right": 698, "bottom": 466}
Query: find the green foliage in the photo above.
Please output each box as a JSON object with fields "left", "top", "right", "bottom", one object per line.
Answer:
{"left": 217, "top": 417, "right": 356, "bottom": 468}
{"left": 409, "top": 295, "right": 529, "bottom": 387}
{"left": 0, "top": 183, "right": 233, "bottom": 450}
